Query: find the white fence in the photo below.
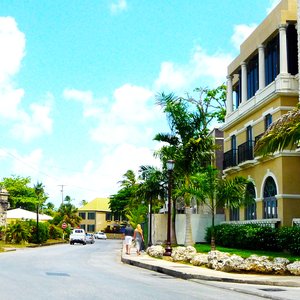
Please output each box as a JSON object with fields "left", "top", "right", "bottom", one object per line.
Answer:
{"left": 151, "top": 213, "right": 225, "bottom": 245}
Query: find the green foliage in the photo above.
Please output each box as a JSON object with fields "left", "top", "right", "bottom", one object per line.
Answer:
{"left": 278, "top": 226, "right": 300, "bottom": 255}
{"left": 1, "top": 176, "right": 37, "bottom": 211}
{"left": 5, "top": 221, "right": 31, "bottom": 244}
{"left": 28, "top": 221, "right": 49, "bottom": 244}
{"left": 125, "top": 205, "right": 147, "bottom": 229}
{"left": 48, "top": 224, "right": 63, "bottom": 240}
{"left": 52, "top": 198, "right": 81, "bottom": 228}
{"left": 205, "top": 224, "right": 300, "bottom": 253}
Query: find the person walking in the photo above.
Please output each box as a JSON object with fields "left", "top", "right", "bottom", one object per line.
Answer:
{"left": 133, "top": 224, "right": 144, "bottom": 255}
{"left": 124, "top": 224, "right": 134, "bottom": 255}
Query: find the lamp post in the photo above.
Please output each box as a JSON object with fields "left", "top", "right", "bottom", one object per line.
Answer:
{"left": 164, "top": 159, "right": 175, "bottom": 256}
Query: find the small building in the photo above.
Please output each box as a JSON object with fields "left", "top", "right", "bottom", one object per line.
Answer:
{"left": 78, "top": 198, "right": 124, "bottom": 233}
{"left": 6, "top": 208, "right": 53, "bottom": 224}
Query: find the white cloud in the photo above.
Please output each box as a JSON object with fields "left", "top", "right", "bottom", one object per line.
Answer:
{"left": 267, "top": 0, "right": 281, "bottom": 14}
{"left": 155, "top": 45, "right": 233, "bottom": 91}
{"left": 231, "top": 24, "right": 257, "bottom": 50}
{"left": 110, "top": 0, "right": 127, "bottom": 14}
{"left": 10, "top": 96, "right": 53, "bottom": 142}
{"left": 0, "top": 17, "right": 25, "bottom": 84}
{"left": 0, "top": 17, "right": 53, "bottom": 141}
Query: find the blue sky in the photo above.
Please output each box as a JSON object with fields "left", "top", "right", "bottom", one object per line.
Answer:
{"left": 0, "top": 0, "right": 280, "bottom": 207}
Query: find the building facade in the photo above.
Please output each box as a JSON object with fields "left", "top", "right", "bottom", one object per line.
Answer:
{"left": 221, "top": 0, "right": 300, "bottom": 227}
{"left": 78, "top": 198, "right": 124, "bottom": 232}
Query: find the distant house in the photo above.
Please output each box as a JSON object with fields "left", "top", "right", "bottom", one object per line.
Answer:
{"left": 6, "top": 208, "right": 53, "bottom": 224}
{"left": 78, "top": 198, "right": 124, "bottom": 233}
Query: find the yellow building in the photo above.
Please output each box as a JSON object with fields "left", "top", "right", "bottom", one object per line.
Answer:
{"left": 221, "top": 0, "right": 300, "bottom": 227}
{"left": 78, "top": 198, "right": 123, "bottom": 232}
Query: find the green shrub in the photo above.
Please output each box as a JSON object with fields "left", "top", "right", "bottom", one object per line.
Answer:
{"left": 49, "top": 224, "right": 63, "bottom": 240}
{"left": 28, "top": 221, "right": 49, "bottom": 244}
{"left": 206, "top": 224, "right": 280, "bottom": 251}
{"left": 278, "top": 226, "right": 300, "bottom": 255}
{"left": 5, "top": 221, "right": 31, "bottom": 244}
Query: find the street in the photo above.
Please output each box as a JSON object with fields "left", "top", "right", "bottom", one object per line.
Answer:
{"left": 0, "top": 240, "right": 299, "bottom": 300}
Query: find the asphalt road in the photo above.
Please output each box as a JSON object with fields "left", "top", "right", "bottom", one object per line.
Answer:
{"left": 0, "top": 240, "right": 297, "bottom": 300}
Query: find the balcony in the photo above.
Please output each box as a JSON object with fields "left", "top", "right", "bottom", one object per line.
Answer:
{"left": 223, "top": 149, "right": 237, "bottom": 170}
{"left": 238, "top": 140, "right": 255, "bottom": 165}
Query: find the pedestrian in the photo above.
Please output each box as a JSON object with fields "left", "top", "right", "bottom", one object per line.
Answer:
{"left": 133, "top": 224, "right": 144, "bottom": 255}
{"left": 123, "top": 223, "right": 134, "bottom": 255}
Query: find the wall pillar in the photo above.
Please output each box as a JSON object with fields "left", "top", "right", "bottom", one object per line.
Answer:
{"left": 226, "top": 75, "right": 233, "bottom": 114}
{"left": 258, "top": 44, "right": 265, "bottom": 90}
{"left": 279, "top": 24, "right": 288, "bottom": 74}
{"left": 241, "top": 62, "right": 247, "bottom": 103}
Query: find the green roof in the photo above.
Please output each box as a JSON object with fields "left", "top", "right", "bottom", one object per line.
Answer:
{"left": 78, "top": 198, "right": 110, "bottom": 212}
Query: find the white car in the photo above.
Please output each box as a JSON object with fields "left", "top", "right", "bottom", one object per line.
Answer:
{"left": 94, "top": 231, "right": 107, "bottom": 240}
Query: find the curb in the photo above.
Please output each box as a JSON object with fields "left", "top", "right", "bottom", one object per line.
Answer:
{"left": 121, "top": 255, "right": 300, "bottom": 287}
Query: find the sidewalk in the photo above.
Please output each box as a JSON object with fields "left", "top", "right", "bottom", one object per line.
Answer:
{"left": 121, "top": 251, "right": 300, "bottom": 288}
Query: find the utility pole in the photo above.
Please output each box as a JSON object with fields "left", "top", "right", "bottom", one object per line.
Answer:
{"left": 58, "top": 185, "right": 66, "bottom": 205}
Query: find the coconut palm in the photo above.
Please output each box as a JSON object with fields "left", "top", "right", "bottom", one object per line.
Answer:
{"left": 138, "top": 165, "right": 166, "bottom": 246}
{"left": 154, "top": 92, "right": 216, "bottom": 246}
{"left": 188, "top": 166, "right": 250, "bottom": 250}
{"left": 34, "top": 182, "right": 45, "bottom": 244}
{"left": 255, "top": 104, "right": 300, "bottom": 155}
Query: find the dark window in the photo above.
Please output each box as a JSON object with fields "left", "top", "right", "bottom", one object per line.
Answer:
{"left": 113, "top": 213, "right": 120, "bottom": 221}
{"left": 247, "top": 55, "right": 259, "bottom": 99}
{"left": 106, "top": 213, "right": 112, "bottom": 221}
{"left": 87, "top": 225, "right": 95, "bottom": 232}
{"left": 245, "top": 182, "right": 257, "bottom": 220}
{"left": 80, "top": 224, "right": 86, "bottom": 230}
{"left": 263, "top": 177, "right": 277, "bottom": 219}
{"left": 287, "top": 24, "right": 298, "bottom": 75}
{"left": 231, "top": 135, "right": 237, "bottom": 164}
{"left": 230, "top": 207, "right": 239, "bottom": 221}
{"left": 265, "top": 35, "right": 279, "bottom": 85}
{"left": 88, "top": 212, "right": 95, "bottom": 220}
{"left": 79, "top": 212, "right": 86, "bottom": 219}
{"left": 238, "top": 126, "right": 254, "bottom": 163}
{"left": 265, "top": 114, "right": 272, "bottom": 130}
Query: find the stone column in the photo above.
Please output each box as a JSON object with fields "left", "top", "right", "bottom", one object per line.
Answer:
{"left": 241, "top": 62, "right": 247, "bottom": 103}
{"left": 279, "top": 24, "right": 288, "bottom": 74}
{"left": 258, "top": 44, "right": 265, "bottom": 90}
{"left": 0, "top": 188, "right": 9, "bottom": 226}
{"left": 226, "top": 75, "right": 233, "bottom": 114}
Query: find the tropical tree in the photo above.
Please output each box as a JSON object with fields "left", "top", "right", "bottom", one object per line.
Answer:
{"left": 255, "top": 104, "right": 300, "bottom": 156}
{"left": 188, "top": 166, "right": 250, "bottom": 249}
{"left": 52, "top": 196, "right": 81, "bottom": 228}
{"left": 138, "top": 165, "right": 166, "bottom": 245}
{"left": 1, "top": 176, "right": 38, "bottom": 211}
{"left": 5, "top": 221, "right": 31, "bottom": 244}
{"left": 34, "top": 182, "right": 46, "bottom": 244}
{"left": 154, "top": 86, "right": 226, "bottom": 246}
{"left": 109, "top": 170, "right": 140, "bottom": 217}
{"left": 125, "top": 205, "right": 148, "bottom": 229}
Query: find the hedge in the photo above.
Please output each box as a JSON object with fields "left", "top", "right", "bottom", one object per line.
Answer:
{"left": 205, "top": 224, "right": 300, "bottom": 254}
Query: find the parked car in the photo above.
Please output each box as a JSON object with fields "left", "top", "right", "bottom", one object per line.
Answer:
{"left": 85, "top": 233, "right": 95, "bottom": 244}
{"left": 94, "top": 231, "right": 107, "bottom": 240}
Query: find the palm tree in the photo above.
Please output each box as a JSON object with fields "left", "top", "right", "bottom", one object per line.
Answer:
{"left": 188, "top": 166, "right": 250, "bottom": 250}
{"left": 154, "top": 92, "right": 216, "bottom": 246}
{"left": 138, "top": 165, "right": 166, "bottom": 246}
{"left": 34, "top": 182, "right": 45, "bottom": 244}
{"left": 255, "top": 104, "right": 300, "bottom": 155}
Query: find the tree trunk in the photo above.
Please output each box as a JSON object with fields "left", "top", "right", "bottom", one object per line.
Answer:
{"left": 211, "top": 212, "right": 216, "bottom": 250}
{"left": 184, "top": 206, "right": 194, "bottom": 246}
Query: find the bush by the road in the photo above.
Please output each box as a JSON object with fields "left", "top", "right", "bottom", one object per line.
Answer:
{"left": 205, "top": 224, "right": 300, "bottom": 255}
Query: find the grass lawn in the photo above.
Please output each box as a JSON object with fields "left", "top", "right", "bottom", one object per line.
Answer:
{"left": 0, "top": 239, "right": 66, "bottom": 252}
{"left": 194, "top": 243, "right": 300, "bottom": 262}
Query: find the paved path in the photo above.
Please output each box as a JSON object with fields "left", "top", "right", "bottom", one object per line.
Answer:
{"left": 121, "top": 251, "right": 300, "bottom": 287}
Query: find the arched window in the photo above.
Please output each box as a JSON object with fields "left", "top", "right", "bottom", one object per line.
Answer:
{"left": 263, "top": 177, "right": 277, "bottom": 218}
{"left": 245, "top": 182, "right": 256, "bottom": 220}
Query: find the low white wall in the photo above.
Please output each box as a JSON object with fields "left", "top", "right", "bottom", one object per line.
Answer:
{"left": 152, "top": 213, "right": 225, "bottom": 245}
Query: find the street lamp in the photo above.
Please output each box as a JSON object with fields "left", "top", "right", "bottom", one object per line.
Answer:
{"left": 164, "top": 160, "right": 175, "bottom": 256}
